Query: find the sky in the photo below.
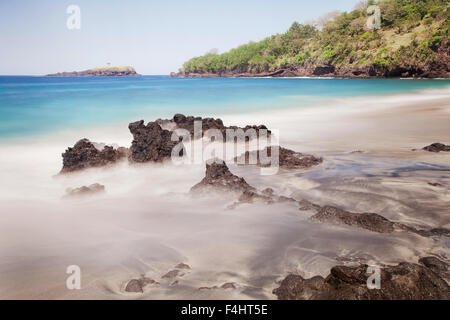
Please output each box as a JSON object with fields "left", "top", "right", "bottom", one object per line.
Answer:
{"left": 0, "top": 0, "right": 360, "bottom": 75}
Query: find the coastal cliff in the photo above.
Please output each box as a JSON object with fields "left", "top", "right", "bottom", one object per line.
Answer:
{"left": 171, "top": 0, "right": 449, "bottom": 79}
{"left": 47, "top": 66, "right": 140, "bottom": 77}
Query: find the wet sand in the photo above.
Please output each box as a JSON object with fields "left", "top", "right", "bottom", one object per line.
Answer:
{"left": 0, "top": 88, "right": 449, "bottom": 299}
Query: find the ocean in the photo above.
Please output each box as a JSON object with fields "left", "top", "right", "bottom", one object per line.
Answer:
{"left": 1, "top": 75, "right": 449, "bottom": 138}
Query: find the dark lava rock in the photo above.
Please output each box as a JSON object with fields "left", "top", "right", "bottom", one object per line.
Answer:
{"left": 234, "top": 146, "right": 322, "bottom": 169}
{"left": 65, "top": 183, "right": 105, "bottom": 198}
{"left": 158, "top": 114, "right": 270, "bottom": 140}
{"left": 125, "top": 276, "right": 158, "bottom": 293}
{"left": 311, "top": 206, "right": 395, "bottom": 233}
{"left": 419, "top": 257, "right": 449, "bottom": 279}
{"left": 175, "top": 263, "right": 191, "bottom": 270}
{"left": 221, "top": 282, "right": 237, "bottom": 289}
{"left": 162, "top": 269, "right": 180, "bottom": 279}
{"left": 128, "top": 120, "right": 180, "bottom": 163}
{"left": 414, "top": 227, "right": 450, "bottom": 238}
{"left": 298, "top": 199, "right": 322, "bottom": 212}
{"left": 273, "top": 261, "right": 450, "bottom": 300}
{"left": 423, "top": 143, "right": 450, "bottom": 153}
{"left": 428, "top": 182, "right": 443, "bottom": 187}
{"left": 190, "top": 160, "right": 255, "bottom": 195}
{"left": 61, "top": 139, "right": 127, "bottom": 173}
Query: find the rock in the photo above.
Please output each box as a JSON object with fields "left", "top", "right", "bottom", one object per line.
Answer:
{"left": 415, "top": 227, "right": 450, "bottom": 238}
{"left": 273, "top": 275, "right": 325, "bottom": 300}
{"left": 423, "top": 143, "right": 450, "bottom": 153}
{"left": 125, "top": 276, "right": 158, "bottom": 293}
{"left": 298, "top": 199, "right": 321, "bottom": 211}
{"left": 157, "top": 114, "right": 270, "bottom": 140}
{"left": 171, "top": 280, "right": 179, "bottom": 286}
{"left": 61, "top": 139, "right": 127, "bottom": 173}
{"left": 419, "top": 256, "right": 449, "bottom": 280}
{"left": 273, "top": 261, "right": 450, "bottom": 300}
{"left": 221, "top": 282, "right": 236, "bottom": 289}
{"left": 175, "top": 263, "right": 191, "bottom": 270}
{"left": 128, "top": 120, "right": 180, "bottom": 163}
{"left": 311, "top": 205, "right": 395, "bottom": 233}
{"left": 428, "top": 182, "right": 443, "bottom": 187}
{"left": 234, "top": 146, "right": 322, "bottom": 169}
{"left": 47, "top": 66, "right": 140, "bottom": 77}
{"left": 190, "top": 160, "right": 255, "bottom": 195}
{"left": 65, "top": 183, "right": 105, "bottom": 198}
{"left": 162, "top": 270, "right": 180, "bottom": 279}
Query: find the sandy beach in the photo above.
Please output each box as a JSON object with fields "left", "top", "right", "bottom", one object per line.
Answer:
{"left": 0, "top": 87, "right": 449, "bottom": 299}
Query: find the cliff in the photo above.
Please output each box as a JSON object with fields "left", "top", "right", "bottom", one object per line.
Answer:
{"left": 47, "top": 66, "right": 140, "bottom": 77}
{"left": 171, "top": 0, "right": 449, "bottom": 79}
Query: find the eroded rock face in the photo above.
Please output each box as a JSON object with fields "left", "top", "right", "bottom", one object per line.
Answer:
{"left": 190, "top": 160, "right": 255, "bottom": 195}
{"left": 419, "top": 256, "right": 449, "bottom": 282}
{"left": 423, "top": 143, "right": 450, "bottom": 153}
{"left": 311, "top": 206, "right": 395, "bottom": 234}
{"left": 273, "top": 260, "right": 450, "bottom": 300}
{"left": 61, "top": 139, "right": 127, "bottom": 173}
{"left": 234, "top": 146, "right": 322, "bottom": 169}
{"left": 65, "top": 183, "right": 105, "bottom": 198}
{"left": 128, "top": 120, "right": 180, "bottom": 163}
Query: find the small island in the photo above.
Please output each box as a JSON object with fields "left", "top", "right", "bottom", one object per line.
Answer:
{"left": 46, "top": 66, "right": 140, "bottom": 77}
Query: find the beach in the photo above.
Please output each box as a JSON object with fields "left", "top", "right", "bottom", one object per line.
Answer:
{"left": 0, "top": 80, "right": 449, "bottom": 299}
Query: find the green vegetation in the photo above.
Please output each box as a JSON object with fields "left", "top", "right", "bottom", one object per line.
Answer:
{"left": 180, "top": 0, "right": 449, "bottom": 75}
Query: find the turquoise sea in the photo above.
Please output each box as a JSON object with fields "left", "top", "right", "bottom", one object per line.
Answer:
{"left": 0, "top": 75, "right": 449, "bottom": 138}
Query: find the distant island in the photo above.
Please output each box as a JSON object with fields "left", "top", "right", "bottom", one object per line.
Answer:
{"left": 171, "top": 0, "right": 449, "bottom": 78}
{"left": 47, "top": 66, "right": 140, "bottom": 77}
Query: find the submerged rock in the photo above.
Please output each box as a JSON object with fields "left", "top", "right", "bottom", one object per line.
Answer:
{"left": 174, "top": 263, "right": 191, "bottom": 270}
{"left": 234, "top": 146, "right": 322, "bottom": 169}
{"left": 311, "top": 205, "right": 395, "bottom": 233}
{"left": 160, "top": 113, "right": 270, "bottom": 139}
{"left": 61, "top": 139, "right": 127, "bottom": 173}
{"left": 125, "top": 276, "right": 158, "bottom": 293}
{"left": 162, "top": 269, "right": 180, "bottom": 279}
{"left": 273, "top": 260, "right": 450, "bottom": 300}
{"left": 190, "top": 160, "right": 255, "bottom": 195}
{"left": 423, "top": 143, "right": 450, "bottom": 152}
{"left": 65, "top": 183, "right": 105, "bottom": 198}
{"left": 128, "top": 120, "right": 180, "bottom": 163}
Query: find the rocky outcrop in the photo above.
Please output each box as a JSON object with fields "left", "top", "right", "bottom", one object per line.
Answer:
{"left": 125, "top": 276, "right": 159, "bottom": 293}
{"left": 128, "top": 120, "right": 180, "bottom": 163}
{"left": 64, "top": 183, "right": 105, "bottom": 198}
{"left": 307, "top": 204, "right": 449, "bottom": 237}
{"left": 47, "top": 66, "right": 140, "bottom": 77}
{"left": 157, "top": 113, "right": 270, "bottom": 139}
{"left": 61, "top": 139, "right": 127, "bottom": 173}
{"left": 311, "top": 205, "right": 396, "bottom": 234}
{"left": 234, "top": 146, "right": 322, "bottom": 169}
{"left": 174, "top": 263, "right": 191, "bottom": 270}
{"left": 423, "top": 143, "right": 450, "bottom": 152}
{"left": 190, "top": 160, "right": 255, "bottom": 195}
{"left": 273, "top": 258, "right": 450, "bottom": 300}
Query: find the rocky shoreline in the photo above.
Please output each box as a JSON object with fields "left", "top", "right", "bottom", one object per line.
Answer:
{"left": 47, "top": 66, "right": 140, "bottom": 77}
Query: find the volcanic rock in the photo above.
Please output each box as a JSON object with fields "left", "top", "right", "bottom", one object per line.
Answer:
{"left": 61, "top": 139, "right": 127, "bottom": 173}
{"left": 422, "top": 143, "right": 450, "bottom": 152}
{"left": 65, "top": 183, "right": 105, "bottom": 198}
{"left": 175, "top": 263, "right": 191, "bottom": 270}
{"left": 162, "top": 270, "right": 180, "bottom": 279}
{"left": 311, "top": 205, "right": 395, "bottom": 233}
{"left": 234, "top": 146, "right": 322, "bottom": 169}
{"left": 190, "top": 160, "right": 255, "bottom": 195}
{"left": 125, "top": 276, "right": 158, "bottom": 293}
{"left": 273, "top": 261, "right": 450, "bottom": 300}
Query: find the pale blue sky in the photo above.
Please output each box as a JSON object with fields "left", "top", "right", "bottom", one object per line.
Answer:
{"left": 0, "top": 0, "right": 359, "bottom": 75}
